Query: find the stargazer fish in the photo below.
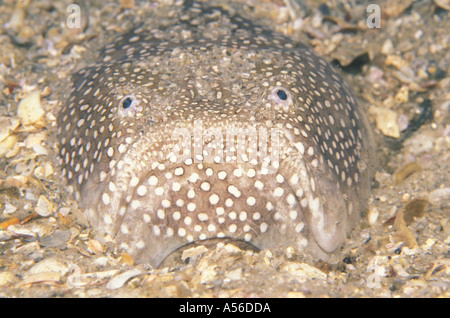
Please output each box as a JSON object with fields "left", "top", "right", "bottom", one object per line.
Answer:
{"left": 57, "top": 1, "right": 373, "bottom": 267}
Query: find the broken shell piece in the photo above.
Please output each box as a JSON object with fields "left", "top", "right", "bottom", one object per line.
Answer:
{"left": 0, "top": 135, "right": 19, "bottom": 158}
{"left": 3, "top": 202, "right": 18, "bottom": 214}
{"left": 281, "top": 262, "right": 327, "bottom": 281}
{"left": 87, "top": 239, "right": 104, "bottom": 254}
{"left": 17, "top": 91, "right": 45, "bottom": 126}
{"left": 106, "top": 269, "right": 142, "bottom": 290}
{"left": 0, "top": 271, "right": 17, "bottom": 286}
{"left": 181, "top": 245, "right": 209, "bottom": 263}
{"left": 17, "top": 271, "right": 60, "bottom": 287}
{"left": 28, "top": 258, "right": 69, "bottom": 276}
{"left": 24, "top": 133, "right": 48, "bottom": 156}
{"left": 434, "top": 0, "right": 450, "bottom": 10}
{"left": 35, "top": 195, "right": 54, "bottom": 217}
{"left": 38, "top": 230, "right": 71, "bottom": 248}
{"left": 369, "top": 106, "right": 400, "bottom": 138}
{"left": 367, "top": 206, "right": 380, "bottom": 226}
{"left": 0, "top": 117, "right": 20, "bottom": 143}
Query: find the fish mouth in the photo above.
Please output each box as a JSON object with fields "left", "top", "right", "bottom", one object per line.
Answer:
{"left": 107, "top": 121, "right": 349, "bottom": 267}
{"left": 113, "top": 164, "right": 311, "bottom": 267}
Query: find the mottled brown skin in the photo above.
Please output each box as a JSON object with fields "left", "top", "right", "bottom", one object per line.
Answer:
{"left": 57, "top": 2, "right": 373, "bottom": 267}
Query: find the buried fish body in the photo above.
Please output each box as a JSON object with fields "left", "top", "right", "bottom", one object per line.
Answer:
{"left": 57, "top": 2, "right": 373, "bottom": 267}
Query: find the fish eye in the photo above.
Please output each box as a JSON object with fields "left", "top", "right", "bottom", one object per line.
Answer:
{"left": 268, "top": 86, "right": 292, "bottom": 112}
{"left": 119, "top": 95, "right": 137, "bottom": 110}
{"left": 276, "top": 89, "right": 288, "bottom": 101}
{"left": 122, "top": 97, "right": 133, "bottom": 109}
{"left": 118, "top": 94, "right": 142, "bottom": 117}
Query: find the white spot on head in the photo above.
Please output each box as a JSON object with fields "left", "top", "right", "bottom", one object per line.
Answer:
{"left": 295, "top": 142, "right": 305, "bottom": 154}
{"left": 260, "top": 222, "right": 268, "bottom": 233}
{"left": 246, "top": 196, "right": 256, "bottom": 206}
{"left": 107, "top": 147, "right": 114, "bottom": 157}
{"left": 289, "top": 210, "right": 298, "bottom": 220}
{"left": 155, "top": 187, "right": 164, "bottom": 196}
{"left": 108, "top": 182, "right": 117, "bottom": 192}
{"left": 153, "top": 225, "right": 161, "bottom": 236}
{"left": 174, "top": 167, "right": 184, "bottom": 176}
{"left": 137, "top": 185, "right": 147, "bottom": 196}
{"left": 227, "top": 185, "right": 241, "bottom": 198}
{"left": 173, "top": 211, "right": 181, "bottom": 220}
{"left": 295, "top": 222, "right": 304, "bottom": 233}
{"left": 130, "top": 176, "right": 139, "bottom": 187}
{"left": 247, "top": 168, "right": 256, "bottom": 178}
{"left": 148, "top": 175, "right": 158, "bottom": 186}
{"left": 276, "top": 174, "right": 284, "bottom": 183}
{"left": 287, "top": 194, "right": 296, "bottom": 206}
{"left": 188, "top": 172, "right": 200, "bottom": 183}
{"left": 100, "top": 171, "right": 108, "bottom": 182}
{"left": 172, "top": 182, "right": 181, "bottom": 191}
{"left": 254, "top": 180, "right": 264, "bottom": 190}
{"left": 102, "top": 193, "right": 111, "bottom": 205}
{"left": 103, "top": 214, "right": 113, "bottom": 225}
{"left": 187, "top": 189, "right": 196, "bottom": 199}
{"left": 300, "top": 198, "right": 308, "bottom": 208}
{"left": 205, "top": 168, "right": 213, "bottom": 176}
{"left": 274, "top": 187, "right": 284, "bottom": 197}
{"left": 187, "top": 202, "right": 196, "bottom": 212}
{"left": 233, "top": 168, "right": 243, "bottom": 177}
{"left": 157, "top": 208, "right": 168, "bottom": 220}
{"left": 218, "top": 171, "right": 227, "bottom": 180}
{"left": 118, "top": 143, "right": 127, "bottom": 154}
{"left": 184, "top": 216, "right": 192, "bottom": 225}
{"left": 131, "top": 200, "right": 141, "bottom": 210}
{"left": 253, "top": 212, "right": 261, "bottom": 220}
{"left": 200, "top": 182, "right": 211, "bottom": 191}
{"left": 209, "top": 193, "right": 219, "bottom": 205}
{"left": 120, "top": 224, "right": 129, "bottom": 234}
{"left": 216, "top": 207, "right": 225, "bottom": 216}
{"left": 136, "top": 240, "right": 145, "bottom": 249}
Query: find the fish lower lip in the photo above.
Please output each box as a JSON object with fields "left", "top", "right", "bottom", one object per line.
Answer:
{"left": 158, "top": 237, "right": 260, "bottom": 268}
